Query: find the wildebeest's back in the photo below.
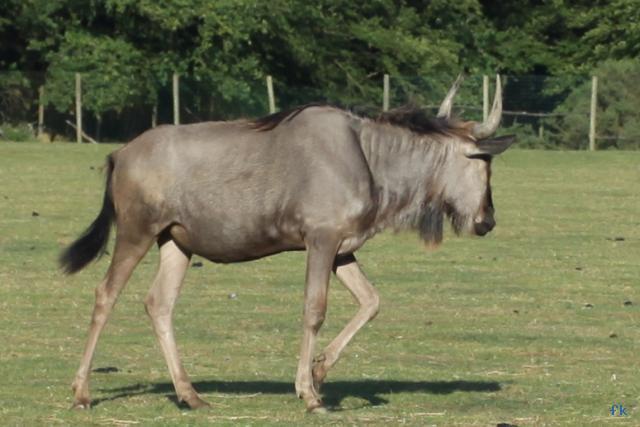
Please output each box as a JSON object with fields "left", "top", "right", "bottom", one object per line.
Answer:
{"left": 113, "top": 107, "right": 375, "bottom": 263}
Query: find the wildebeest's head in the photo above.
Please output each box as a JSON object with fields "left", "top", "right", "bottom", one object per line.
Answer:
{"left": 435, "top": 74, "right": 515, "bottom": 238}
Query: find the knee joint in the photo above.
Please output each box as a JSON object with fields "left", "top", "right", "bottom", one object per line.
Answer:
{"left": 144, "top": 294, "right": 173, "bottom": 320}
{"left": 365, "top": 293, "right": 380, "bottom": 320}
{"left": 304, "top": 308, "right": 326, "bottom": 332}
{"left": 144, "top": 294, "right": 161, "bottom": 317}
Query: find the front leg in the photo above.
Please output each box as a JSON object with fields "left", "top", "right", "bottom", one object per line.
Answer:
{"left": 313, "top": 254, "right": 379, "bottom": 391}
{"left": 295, "top": 231, "right": 340, "bottom": 413}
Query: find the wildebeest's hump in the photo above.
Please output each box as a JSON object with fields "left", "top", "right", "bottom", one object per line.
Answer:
{"left": 250, "top": 103, "right": 330, "bottom": 131}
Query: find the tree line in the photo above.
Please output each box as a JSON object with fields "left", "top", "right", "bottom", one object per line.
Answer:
{"left": 1, "top": 0, "right": 639, "bottom": 148}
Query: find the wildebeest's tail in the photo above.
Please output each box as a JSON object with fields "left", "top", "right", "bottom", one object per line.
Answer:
{"left": 60, "top": 155, "right": 116, "bottom": 274}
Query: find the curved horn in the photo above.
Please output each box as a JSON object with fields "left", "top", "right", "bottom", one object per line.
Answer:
{"left": 437, "top": 73, "right": 464, "bottom": 118}
{"left": 472, "top": 74, "right": 503, "bottom": 139}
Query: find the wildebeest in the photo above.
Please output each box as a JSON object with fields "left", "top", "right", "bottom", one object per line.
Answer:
{"left": 61, "top": 75, "right": 514, "bottom": 412}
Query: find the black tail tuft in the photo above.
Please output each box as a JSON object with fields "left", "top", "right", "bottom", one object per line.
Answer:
{"left": 60, "top": 155, "right": 116, "bottom": 274}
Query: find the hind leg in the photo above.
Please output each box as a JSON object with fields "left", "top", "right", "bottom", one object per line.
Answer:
{"left": 144, "top": 237, "right": 208, "bottom": 409}
{"left": 71, "top": 229, "right": 154, "bottom": 409}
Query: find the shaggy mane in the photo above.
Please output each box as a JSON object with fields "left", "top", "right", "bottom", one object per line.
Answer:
{"left": 375, "top": 105, "right": 466, "bottom": 137}
{"left": 250, "top": 103, "right": 470, "bottom": 138}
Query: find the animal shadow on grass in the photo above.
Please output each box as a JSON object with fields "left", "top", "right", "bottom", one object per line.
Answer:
{"left": 96, "top": 379, "right": 501, "bottom": 410}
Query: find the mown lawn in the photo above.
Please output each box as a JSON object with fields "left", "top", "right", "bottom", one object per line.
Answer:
{"left": 0, "top": 142, "right": 638, "bottom": 426}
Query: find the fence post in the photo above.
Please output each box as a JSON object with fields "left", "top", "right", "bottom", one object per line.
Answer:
{"left": 173, "top": 73, "right": 180, "bottom": 125}
{"left": 483, "top": 75, "right": 489, "bottom": 122}
{"left": 589, "top": 75, "right": 598, "bottom": 151}
{"left": 37, "top": 85, "right": 44, "bottom": 138}
{"left": 75, "top": 73, "right": 82, "bottom": 143}
{"left": 266, "top": 75, "right": 276, "bottom": 114}
{"left": 383, "top": 74, "right": 390, "bottom": 112}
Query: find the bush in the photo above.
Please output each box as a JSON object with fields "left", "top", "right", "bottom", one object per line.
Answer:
{"left": 549, "top": 59, "right": 640, "bottom": 149}
{"left": 0, "top": 123, "right": 35, "bottom": 142}
{"left": 499, "top": 122, "right": 555, "bottom": 149}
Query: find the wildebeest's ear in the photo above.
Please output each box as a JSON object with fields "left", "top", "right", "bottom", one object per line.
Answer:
{"left": 470, "top": 134, "right": 516, "bottom": 157}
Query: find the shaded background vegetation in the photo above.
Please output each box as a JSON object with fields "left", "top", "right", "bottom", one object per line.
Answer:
{"left": 1, "top": 0, "right": 640, "bottom": 147}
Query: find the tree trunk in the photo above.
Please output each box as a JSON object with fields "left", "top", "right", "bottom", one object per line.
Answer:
{"left": 95, "top": 113, "right": 102, "bottom": 142}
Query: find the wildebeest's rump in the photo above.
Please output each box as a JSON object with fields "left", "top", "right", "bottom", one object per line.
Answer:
{"left": 61, "top": 75, "right": 514, "bottom": 412}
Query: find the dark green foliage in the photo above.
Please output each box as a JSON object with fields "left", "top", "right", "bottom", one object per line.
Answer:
{"left": 1, "top": 1, "right": 639, "bottom": 146}
{"left": 0, "top": 71, "right": 34, "bottom": 123}
{"left": 45, "top": 31, "right": 153, "bottom": 115}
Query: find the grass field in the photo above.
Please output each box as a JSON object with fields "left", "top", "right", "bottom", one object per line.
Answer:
{"left": 0, "top": 142, "right": 638, "bottom": 426}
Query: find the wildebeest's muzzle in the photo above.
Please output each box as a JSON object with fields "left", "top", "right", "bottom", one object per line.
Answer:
{"left": 474, "top": 215, "right": 496, "bottom": 236}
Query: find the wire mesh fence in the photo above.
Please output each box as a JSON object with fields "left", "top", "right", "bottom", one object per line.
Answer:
{"left": 1, "top": 70, "right": 638, "bottom": 149}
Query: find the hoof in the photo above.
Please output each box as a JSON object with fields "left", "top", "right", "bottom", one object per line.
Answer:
{"left": 309, "top": 405, "right": 329, "bottom": 415}
{"left": 181, "top": 394, "right": 210, "bottom": 410}
{"left": 71, "top": 398, "right": 91, "bottom": 410}
{"left": 305, "top": 399, "right": 326, "bottom": 414}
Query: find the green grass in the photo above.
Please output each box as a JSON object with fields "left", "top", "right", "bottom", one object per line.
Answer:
{"left": 1, "top": 142, "right": 639, "bottom": 426}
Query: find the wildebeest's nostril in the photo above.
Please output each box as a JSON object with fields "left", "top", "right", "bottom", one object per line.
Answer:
{"left": 474, "top": 218, "right": 495, "bottom": 236}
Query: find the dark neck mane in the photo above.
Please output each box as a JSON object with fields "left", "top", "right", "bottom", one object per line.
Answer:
{"left": 375, "top": 105, "right": 466, "bottom": 137}
{"left": 250, "top": 103, "right": 468, "bottom": 138}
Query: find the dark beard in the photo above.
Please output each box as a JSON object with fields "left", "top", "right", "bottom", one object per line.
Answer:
{"left": 418, "top": 201, "right": 443, "bottom": 245}
{"left": 418, "top": 201, "right": 470, "bottom": 244}
{"left": 445, "top": 202, "right": 470, "bottom": 236}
